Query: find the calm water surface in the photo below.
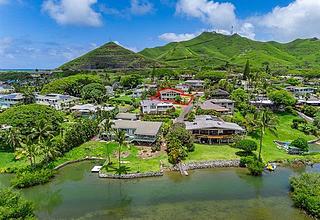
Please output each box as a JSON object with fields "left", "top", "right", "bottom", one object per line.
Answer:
{"left": 1, "top": 162, "right": 319, "bottom": 220}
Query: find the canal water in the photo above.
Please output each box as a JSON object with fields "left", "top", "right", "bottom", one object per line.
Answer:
{"left": 1, "top": 161, "right": 319, "bottom": 220}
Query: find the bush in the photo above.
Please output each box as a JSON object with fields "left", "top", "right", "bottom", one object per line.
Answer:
{"left": 247, "top": 159, "right": 264, "bottom": 176}
{"left": 11, "top": 169, "right": 54, "bottom": 188}
{"left": 235, "top": 139, "right": 257, "bottom": 154}
{"left": 240, "top": 155, "right": 264, "bottom": 176}
{"left": 290, "top": 173, "right": 320, "bottom": 218}
{"left": 290, "top": 138, "right": 309, "bottom": 152}
{"left": 0, "top": 188, "right": 35, "bottom": 220}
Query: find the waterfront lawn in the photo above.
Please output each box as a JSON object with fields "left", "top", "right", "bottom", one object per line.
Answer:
{"left": 186, "top": 144, "right": 239, "bottom": 162}
{"left": 51, "top": 141, "right": 118, "bottom": 168}
{"left": 103, "top": 145, "right": 168, "bottom": 174}
{"left": 258, "top": 112, "right": 318, "bottom": 162}
{"left": 0, "top": 152, "right": 28, "bottom": 173}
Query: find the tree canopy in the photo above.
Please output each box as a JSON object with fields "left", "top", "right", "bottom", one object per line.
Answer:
{"left": 41, "top": 74, "right": 101, "bottom": 96}
{"left": 268, "top": 89, "right": 296, "bottom": 107}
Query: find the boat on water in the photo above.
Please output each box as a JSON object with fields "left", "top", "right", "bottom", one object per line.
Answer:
{"left": 266, "top": 163, "right": 277, "bottom": 171}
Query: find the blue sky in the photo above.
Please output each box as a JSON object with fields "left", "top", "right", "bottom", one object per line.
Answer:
{"left": 1, "top": 0, "right": 319, "bottom": 69}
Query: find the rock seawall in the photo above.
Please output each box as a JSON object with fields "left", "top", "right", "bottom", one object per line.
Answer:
{"left": 171, "top": 160, "right": 240, "bottom": 171}
{"left": 99, "top": 171, "right": 163, "bottom": 179}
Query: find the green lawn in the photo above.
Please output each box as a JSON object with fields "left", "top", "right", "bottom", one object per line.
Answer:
{"left": 50, "top": 141, "right": 118, "bottom": 168}
{"left": 257, "top": 112, "right": 319, "bottom": 162}
{"left": 52, "top": 141, "right": 166, "bottom": 173}
{"left": 0, "top": 152, "right": 28, "bottom": 173}
{"left": 111, "top": 95, "right": 140, "bottom": 104}
{"left": 187, "top": 144, "right": 239, "bottom": 162}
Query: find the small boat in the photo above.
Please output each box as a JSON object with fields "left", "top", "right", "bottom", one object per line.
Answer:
{"left": 266, "top": 163, "right": 277, "bottom": 171}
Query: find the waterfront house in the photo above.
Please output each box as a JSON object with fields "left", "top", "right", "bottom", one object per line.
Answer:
{"left": 115, "top": 113, "right": 139, "bottom": 121}
{"left": 141, "top": 100, "right": 174, "bottom": 114}
{"left": 36, "top": 94, "right": 79, "bottom": 110}
{"left": 112, "top": 120, "right": 162, "bottom": 144}
{"left": 185, "top": 115, "right": 245, "bottom": 144}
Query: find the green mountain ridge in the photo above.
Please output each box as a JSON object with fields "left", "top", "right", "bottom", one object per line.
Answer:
{"left": 60, "top": 32, "right": 320, "bottom": 70}
{"left": 60, "top": 42, "right": 161, "bottom": 70}
{"left": 140, "top": 32, "right": 320, "bottom": 69}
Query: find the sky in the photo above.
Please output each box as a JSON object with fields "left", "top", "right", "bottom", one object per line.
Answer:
{"left": 1, "top": 0, "right": 320, "bottom": 69}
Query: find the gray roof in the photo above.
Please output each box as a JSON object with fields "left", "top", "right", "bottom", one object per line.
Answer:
{"left": 112, "top": 120, "right": 162, "bottom": 136}
{"left": 185, "top": 115, "right": 244, "bottom": 131}
{"left": 212, "top": 89, "right": 229, "bottom": 96}
{"left": 200, "top": 101, "right": 229, "bottom": 112}
{"left": 208, "top": 99, "right": 234, "bottom": 104}
{"left": 115, "top": 113, "right": 139, "bottom": 120}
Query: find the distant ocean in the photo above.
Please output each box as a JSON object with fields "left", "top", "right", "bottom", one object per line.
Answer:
{"left": 0, "top": 69, "right": 51, "bottom": 72}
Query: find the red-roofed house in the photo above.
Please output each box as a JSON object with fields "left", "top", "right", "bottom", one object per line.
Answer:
{"left": 152, "top": 88, "right": 194, "bottom": 105}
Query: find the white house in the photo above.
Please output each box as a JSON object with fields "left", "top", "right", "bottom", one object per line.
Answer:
{"left": 286, "top": 86, "right": 315, "bottom": 97}
{"left": 175, "top": 83, "right": 191, "bottom": 93}
{"left": 141, "top": 100, "right": 174, "bottom": 114}
{"left": 36, "top": 94, "right": 79, "bottom": 110}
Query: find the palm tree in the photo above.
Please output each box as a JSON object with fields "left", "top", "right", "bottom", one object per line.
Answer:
{"left": 32, "top": 120, "right": 54, "bottom": 144}
{"left": 41, "top": 140, "right": 61, "bottom": 162}
{"left": 4, "top": 127, "right": 22, "bottom": 152}
{"left": 99, "top": 117, "right": 115, "bottom": 164}
{"left": 16, "top": 137, "right": 40, "bottom": 166}
{"left": 114, "top": 130, "right": 126, "bottom": 171}
{"left": 247, "top": 108, "right": 278, "bottom": 161}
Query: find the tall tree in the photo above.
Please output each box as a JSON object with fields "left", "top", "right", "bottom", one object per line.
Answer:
{"left": 243, "top": 59, "right": 250, "bottom": 81}
{"left": 16, "top": 137, "right": 40, "bottom": 166}
{"left": 99, "top": 117, "right": 115, "bottom": 164}
{"left": 21, "top": 86, "right": 36, "bottom": 104}
{"left": 4, "top": 127, "right": 22, "bottom": 152}
{"left": 246, "top": 108, "right": 278, "bottom": 161}
{"left": 114, "top": 130, "right": 126, "bottom": 171}
{"left": 32, "top": 120, "right": 54, "bottom": 144}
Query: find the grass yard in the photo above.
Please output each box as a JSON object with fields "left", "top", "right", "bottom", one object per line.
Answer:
{"left": 187, "top": 144, "right": 239, "bottom": 162}
{"left": 111, "top": 95, "right": 140, "bottom": 104}
{"left": 0, "top": 152, "right": 28, "bottom": 173}
{"left": 50, "top": 141, "right": 118, "bottom": 168}
{"left": 257, "top": 112, "right": 318, "bottom": 162}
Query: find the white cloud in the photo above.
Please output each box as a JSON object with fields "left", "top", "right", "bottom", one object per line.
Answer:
{"left": 42, "top": 0, "right": 102, "bottom": 27}
{"left": 176, "top": 0, "right": 236, "bottom": 30}
{"left": 251, "top": 0, "right": 320, "bottom": 41}
{"left": 159, "top": 32, "right": 198, "bottom": 42}
{"left": 0, "top": 0, "right": 8, "bottom": 5}
{"left": 130, "top": 0, "right": 153, "bottom": 15}
{"left": 0, "top": 37, "right": 14, "bottom": 58}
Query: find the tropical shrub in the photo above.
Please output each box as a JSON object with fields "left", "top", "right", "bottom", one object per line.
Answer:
{"left": 81, "top": 83, "right": 106, "bottom": 103}
{"left": 0, "top": 104, "right": 64, "bottom": 137}
{"left": 268, "top": 89, "right": 296, "bottom": 107}
{"left": 247, "top": 159, "right": 264, "bottom": 176}
{"left": 11, "top": 169, "right": 54, "bottom": 188}
{"left": 290, "top": 173, "right": 320, "bottom": 218}
{"left": 235, "top": 139, "right": 257, "bottom": 155}
{"left": 0, "top": 188, "right": 35, "bottom": 220}
{"left": 290, "top": 138, "right": 309, "bottom": 152}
